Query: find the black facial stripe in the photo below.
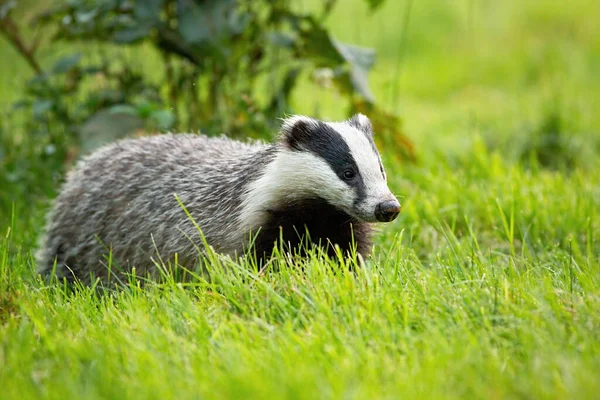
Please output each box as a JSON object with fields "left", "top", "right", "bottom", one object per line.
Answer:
{"left": 300, "top": 122, "right": 367, "bottom": 204}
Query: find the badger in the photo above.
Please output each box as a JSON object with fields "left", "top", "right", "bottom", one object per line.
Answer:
{"left": 36, "top": 114, "right": 401, "bottom": 284}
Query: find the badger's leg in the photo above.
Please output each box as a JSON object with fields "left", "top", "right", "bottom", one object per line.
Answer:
{"left": 36, "top": 242, "right": 78, "bottom": 283}
{"left": 37, "top": 237, "right": 112, "bottom": 285}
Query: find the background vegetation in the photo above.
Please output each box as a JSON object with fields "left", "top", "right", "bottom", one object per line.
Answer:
{"left": 1, "top": 0, "right": 599, "bottom": 399}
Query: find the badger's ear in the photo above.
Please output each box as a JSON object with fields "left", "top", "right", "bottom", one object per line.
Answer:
{"left": 348, "top": 113, "right": 373, "bottom": 135}
{"left": 279, "top": 115, "right": 318, "bottom": 151}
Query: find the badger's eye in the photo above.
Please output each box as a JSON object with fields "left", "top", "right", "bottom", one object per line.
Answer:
{"left": 343, "top": 169, "right": 355, "bottom": 180}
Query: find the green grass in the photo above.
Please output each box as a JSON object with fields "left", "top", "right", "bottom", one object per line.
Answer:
{"left": 1, "top": 0, "right": 600, "bottom": 399}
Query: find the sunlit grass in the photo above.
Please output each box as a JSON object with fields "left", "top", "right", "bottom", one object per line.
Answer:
{"left": 2, "top": 134, "right": 599, "bottom": 398}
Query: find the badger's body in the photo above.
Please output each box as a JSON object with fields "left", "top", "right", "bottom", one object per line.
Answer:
{"left": 37, "top": 114, "right": 400, "bottom": 284}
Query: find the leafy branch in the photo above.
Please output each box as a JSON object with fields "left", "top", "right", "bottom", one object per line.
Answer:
{"left": 3, "top": 0, "right": 416, "bottom": 163}
{"left": 0, "top": 1, "right": 43, "bottom": 74}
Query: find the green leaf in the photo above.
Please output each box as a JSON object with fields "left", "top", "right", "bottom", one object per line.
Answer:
{"left": 150, "top": 109, "right": 176, "bottom": 130}
{"left": 227, "top": 8, "right": 249, "bottom": 36}
{"left": 80, "top": 108, "right": 144, "bottom": 154}
{"left": 135, "top": 101, "right": 156, "bottom": 119}
{"left": 332, "top": 67, "right": 376, "bottom": 104}
{"left": 32, "top": 100, "right": 54, "bottom": 118}
{"left": 91, "top": 89, "right": 125, "bottom": 105}
{"left": 113, "top": 24, "right": 152, "bottom": 43}
{"left": 110, "top": 0, "right": 163, "bottom": 45}
{"left": 177, "top": 0, "right": 238, "bottom": 44}
{"left": 135, "top": 0, "right": 164, "bottom": 23}
{"left": 74, "top": 9, "right": 98, "bottom": 24}
{"left": 80, "top": 66, "right": 103, "bottom": 75}
{"left": 363, "top": 0, "right": 386, "bottom": 10}
{"left": 12, "top": 100, "right": 31, "bottom": 111}
{"left": 296, "top": 18, "right": 377, "bottom": 103}
{"left": 333, "top": 40, "right": 376, "bottom": 71}
{"left": 332, "top": 41, "right": 376, "bottom": 103}
{"left": 32, "top": 3, "right": 70, "bottom": 24}
{"left": 177, "top": 0, "right": 209, "bottom": 44}
{"left": 348, "top": 67, "right": 375, "bottom": 103}
{"left": 53, "top": 53, "right": 82, "bottom": 74}
{"left": 0, "top": 0, "right": 16, "bottom": 20}
{"left": 109, "top": 104, "right": 139, "bottom": 117}
{"left": 298, "top": 21, "right": 344, "bottom": 66}
{"left": 267, "top": 32, "right": 296, "bottom": 48}
{"left": 268, "top": 67, "right": 301, "bottom": 112}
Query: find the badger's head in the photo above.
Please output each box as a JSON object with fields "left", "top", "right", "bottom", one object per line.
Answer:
{"left": 244, "top": 114, "right": 400, "bottom": 225}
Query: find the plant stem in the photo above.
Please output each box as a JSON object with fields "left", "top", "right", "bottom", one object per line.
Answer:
{"left": 0, "top": 16, "right": 43, "bottom": 75}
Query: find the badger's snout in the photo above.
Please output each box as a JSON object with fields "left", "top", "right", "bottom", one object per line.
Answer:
{"left": 375, "top": 200, "right": 401, "bottom": 222}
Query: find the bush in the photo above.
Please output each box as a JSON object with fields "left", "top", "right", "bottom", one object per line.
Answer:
{"left": 1, "top": 0, "right": 416, "bottom": 161}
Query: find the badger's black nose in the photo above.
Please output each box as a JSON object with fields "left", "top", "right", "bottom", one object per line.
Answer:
{"left": 375, "top": 200, "right": 401, "bottom": 222}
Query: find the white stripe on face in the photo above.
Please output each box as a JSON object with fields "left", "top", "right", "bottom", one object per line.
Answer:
{"left": 326, "top": 121, "right": 394, "bottom": 211}
{"left": 238, "top": 149, "right": 356, "bottom": 233}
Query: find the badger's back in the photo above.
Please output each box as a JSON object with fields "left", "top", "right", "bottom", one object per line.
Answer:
{"left": 37, "top": 134, "right": 274, "bottom": 283}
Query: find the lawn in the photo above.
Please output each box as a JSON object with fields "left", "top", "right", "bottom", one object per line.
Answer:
{"left": 1, "top": 0, "right": 600, "bottom": 399}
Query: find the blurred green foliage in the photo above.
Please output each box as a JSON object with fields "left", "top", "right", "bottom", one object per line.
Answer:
{"left": 0, "top": 0, "right": 414, "bottom": 161}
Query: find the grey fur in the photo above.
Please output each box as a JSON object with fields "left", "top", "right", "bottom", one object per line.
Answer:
{"left": 37, "top": 115, "right": 398, "bottom": 284}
